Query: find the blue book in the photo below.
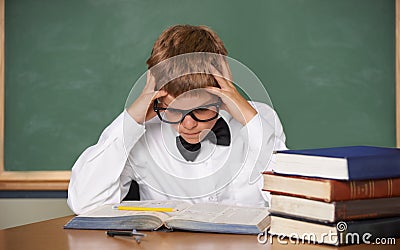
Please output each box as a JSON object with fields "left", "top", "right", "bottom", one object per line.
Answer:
{"left": 274, "top": 146, "right": 400, "bottom": 180}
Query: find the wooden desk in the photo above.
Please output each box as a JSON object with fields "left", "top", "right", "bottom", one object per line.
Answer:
{"left": 0, "top": 216, "right": 398, "bottom": 250}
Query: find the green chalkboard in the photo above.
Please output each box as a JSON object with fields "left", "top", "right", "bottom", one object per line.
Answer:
{"left": 4, "top": 0, "right": 396, "bottom": 171}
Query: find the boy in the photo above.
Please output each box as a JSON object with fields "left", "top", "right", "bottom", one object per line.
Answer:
{"left": 67, "top": 25, "right": 287, "bottom": 214}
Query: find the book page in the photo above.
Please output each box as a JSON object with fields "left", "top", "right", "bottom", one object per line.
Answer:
{"left": 166, "top": 203, "right": 269, "bottom": 225}
{"left": 78, "top": 200, "right": 191, "bottom": 221}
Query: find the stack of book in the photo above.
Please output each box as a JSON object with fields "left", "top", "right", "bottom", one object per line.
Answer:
{"left": 263, "top": 146, "right": 400, "bottom": 246}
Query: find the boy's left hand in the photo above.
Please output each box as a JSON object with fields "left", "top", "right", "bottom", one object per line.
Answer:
{"left": 206, "top": 64, "right": 257, "bottom": 126}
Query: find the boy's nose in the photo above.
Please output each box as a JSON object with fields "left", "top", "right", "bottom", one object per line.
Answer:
{"left": 181, "top": 114, "right": 197, "bottom": 129}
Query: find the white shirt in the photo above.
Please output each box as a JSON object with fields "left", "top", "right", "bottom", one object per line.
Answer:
{"left": 67, "top": 101, "right": 287, "bottom": 214}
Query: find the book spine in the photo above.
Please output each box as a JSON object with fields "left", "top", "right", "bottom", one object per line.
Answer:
{"left": 339, "top": 217, "right": 400, "bottom": 245}
{"left": 347, "top": 154, "right": 400, "bottom": 180}
{"left": 334, "top": 197, "right": 400, "bottom": 221}
{"left": 263, "top": 173, "right": 400, "bottom": 202}
{"left": 331, "top": 178, "right": 400, "bottom": 201}
{"left": 270, "top": 215, "right": 400, "bottom": 245}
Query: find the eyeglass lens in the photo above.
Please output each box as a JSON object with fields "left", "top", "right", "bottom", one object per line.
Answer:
{"left": 160, "top": 106, "right": 218, "bottom": 123}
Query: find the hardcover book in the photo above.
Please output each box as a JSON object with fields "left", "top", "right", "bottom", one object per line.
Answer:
{"left": 269, "top": 194, "right": 400, "bottom": 223}
{"left": 64, "top": 200, "right": 270, "bottom": 235}
{"left": 269, "top": 215, "right": 400, "bottom": 246}
{"left": 263, "top": 172, "right": 400, "bottom": 202}
{"left": 273, "top": 146, "right": 400, "bottom": 180}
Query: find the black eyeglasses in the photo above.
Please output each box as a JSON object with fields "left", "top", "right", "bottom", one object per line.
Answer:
{"left": 153, "top": 98, "right": 222, "bottom": 124}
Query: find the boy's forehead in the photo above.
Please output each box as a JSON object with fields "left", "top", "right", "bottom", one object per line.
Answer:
{"left": 162, "top": 91, "right": 215, "bottom": 107}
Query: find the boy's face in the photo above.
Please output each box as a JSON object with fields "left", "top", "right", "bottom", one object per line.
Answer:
{"left": 159, "top": 92, "right": 220, "bottom": 144}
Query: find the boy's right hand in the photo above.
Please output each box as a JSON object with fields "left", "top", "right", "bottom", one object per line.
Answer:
{"left": 127, "top": 71, "right": 168, "bottom": 124}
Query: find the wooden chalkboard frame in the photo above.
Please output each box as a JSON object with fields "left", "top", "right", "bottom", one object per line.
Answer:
{"left": 0, "top": 0, "right": 69, "bottom": 190}
{"left": 0, "top": 0, "right": 399, "bottom": 190}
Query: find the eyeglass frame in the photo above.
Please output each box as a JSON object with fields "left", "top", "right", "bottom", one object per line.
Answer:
{"left": 153, "top": 97, "right": 222, "bottom": 124}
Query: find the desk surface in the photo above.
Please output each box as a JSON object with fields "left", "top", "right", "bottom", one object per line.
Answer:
{"left": 0, "top": 216, "right": 398, "bottom": 250}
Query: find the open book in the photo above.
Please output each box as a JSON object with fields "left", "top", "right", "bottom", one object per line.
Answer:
{"left": 64, "top": 200, "right": 270, "bottom": 234}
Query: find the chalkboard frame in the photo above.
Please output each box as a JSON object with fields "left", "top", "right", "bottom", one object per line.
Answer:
{"left": 0, "top": 0, "right": 399, "bottom": 190}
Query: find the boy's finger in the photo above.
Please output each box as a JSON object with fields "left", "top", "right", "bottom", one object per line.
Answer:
{"left": 209, "top": 68, "right": 230, "bottom": 89}
{"left": 218, "top": 57, "right": 232, "bottom": 80}
{"left": 144, "top": 70, "right": 156, "bottom": 91}
{"left": 210, "top": 63, "right": 228, "bottom": 81}
{"left": 205, "top": 86, "right": 223, "bottom": 97}
{"left": 153, "top": 90, "right": 168, "bottom": 99}
{"left": 209, "top": 65, "right": 234, "bottom": 90}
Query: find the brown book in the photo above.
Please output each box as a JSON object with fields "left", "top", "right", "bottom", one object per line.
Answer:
{"left": 263, "top": 172, "right": 400, "bottom": 202}
{"left": 269, "top": 194, "right": 400, "bottom": 223}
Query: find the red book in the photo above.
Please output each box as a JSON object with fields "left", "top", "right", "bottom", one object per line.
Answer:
{"left": 263, "top": 172, "right": 400, "bottom": 202}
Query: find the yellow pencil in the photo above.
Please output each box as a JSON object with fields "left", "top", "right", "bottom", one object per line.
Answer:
{"left": 115, "top": 206, "right": 175, "bottom": 212}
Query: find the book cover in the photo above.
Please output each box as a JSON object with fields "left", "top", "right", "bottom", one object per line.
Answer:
{"left": 269, "top": 194, "right": 400, "bottom": 223}
{"left": 269, "top": 215, "right": 400, "bottom": 246}
{"left": 263, "top": 172, "right": 400, "bottom": 202}
{"left": 274, "top": 146, "right": 400, "bottom": 180}
{"left": 64, "top": 200, "right": 270, "bottom": 235}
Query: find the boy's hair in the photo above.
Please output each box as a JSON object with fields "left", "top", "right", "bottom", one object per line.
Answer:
{"left": 147, "top": 25, "right": 228, "bottom": 97}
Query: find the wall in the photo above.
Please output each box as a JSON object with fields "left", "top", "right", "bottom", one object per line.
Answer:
{"left": 0, "top": 199, "right": 73, "bottom": 229}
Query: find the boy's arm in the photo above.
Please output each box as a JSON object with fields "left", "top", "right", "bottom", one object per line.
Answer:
{"left": 67, "top": 111, "right": 145, "bottom": 215}
{"left": 244, "top": 101, "right": 287, "bottom": 157}
{"left": 241, "top": 102, "right": 287, "bottom": 205}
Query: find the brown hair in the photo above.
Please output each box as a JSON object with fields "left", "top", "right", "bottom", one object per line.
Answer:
{"left": 147, "top": 25, "right": 228, "bottom": 97}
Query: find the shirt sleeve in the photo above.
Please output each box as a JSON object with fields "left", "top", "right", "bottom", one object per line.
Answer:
{"left": 240, "top": 102, "right": 287, "bottom": 205}
{"left": 67, "top": 110, "right": 145, "bottom": 214}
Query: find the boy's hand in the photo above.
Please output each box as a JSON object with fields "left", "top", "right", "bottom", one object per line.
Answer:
{"left": 127, "top": 71, "right": 168, "bottom": 124}
{"left": 206, "top": 63, "right": 257, "bottom": 126}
